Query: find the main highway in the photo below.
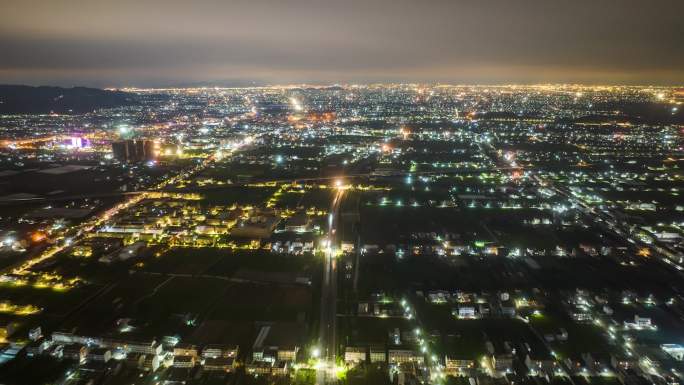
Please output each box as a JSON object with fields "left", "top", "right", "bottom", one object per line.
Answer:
{"left": 316, "top": 185, "right": 344, "bottom": 384}
{"left": 0, "top": 166, "right": 526, "bottom": 204}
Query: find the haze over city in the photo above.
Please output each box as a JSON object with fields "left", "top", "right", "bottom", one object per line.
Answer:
{"left": 1, "top": 0, "right": 684, "bottom": 87}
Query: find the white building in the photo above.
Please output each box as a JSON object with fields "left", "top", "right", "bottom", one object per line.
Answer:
{"left": 457, "top": 306, "right": 477, "bottom": 319}
{"left": 345, "top": 346, "right": 367, "bottom": 364}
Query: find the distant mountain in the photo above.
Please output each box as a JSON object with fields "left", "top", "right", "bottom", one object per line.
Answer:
{"left": 0, "top": 85, "right": 138, "bottom": 114}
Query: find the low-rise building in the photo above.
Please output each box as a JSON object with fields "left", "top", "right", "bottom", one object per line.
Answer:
{"left": 63, "top": 344, "right": 88, "bottom": 363}
{"left": 457, "top": 306, "right": 477, "bottom": 319}
{"left": 492, "top": 354, "right": 514, "bottom": 373}
{"left": 277, "top": 347, "right": 298, "bottom": 362}
{"left": 204, "top": 357, "right": 235, "bottom": 372}
{"left": 52, "top": 332, "right": 162, "bottom": 356}
{"left": 525, "top": 354, "right": 557, "bottom": 376}
{"left": 173, "top": 343, "right": 198, "bottom": 358}
{"left": 271, "top": 361, "right": 289, "bottom": 376}
{"left": 28, "top": 326, "right": 42, "bottom": 341}
{"left": 251, "top": 323, "right": 301, "bottom": 363}
{"left": 246, "top": 360, "right": 273, "bottom": 375}
{"left": 388, "top": 348, "right": 424, "bottom": 364}
{"left": 370, "top": 345, "right": 386, "bottom": 363}
{"left": 87, "top": 347, "right": 112, "bottom": 363}
{"left": 445, "top": 356, "right": 475, "bottom": 374}
{"left": 142, "top": 354, "right": 160, "bottom": 372}
{"left": 173, "top": 355, "right": 196, "bottom": 368}
{"left": 284, "top": 212, "right": 310, "bottom": 233}
{"left": 500, "top": 301, "right": 516, "bottom": 317}
{"left": 345, "top": 346, "right": 367, "bottom": 364}
{"left": 202, "top": 344, "right": 238, "bottom": 359}
{"left": 232, "top": 214, "right": 280, "bottom": 239}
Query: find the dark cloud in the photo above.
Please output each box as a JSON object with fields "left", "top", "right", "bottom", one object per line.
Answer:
{"left": 1, "top": 0, "right": 683, "bottom": 86}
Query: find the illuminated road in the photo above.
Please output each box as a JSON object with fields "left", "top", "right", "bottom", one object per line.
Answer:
{"left": 0, "top": 167, "right": 525, "bottom": 204}
{"left": 317, "top": 187, "right": 344, "bottom": 384}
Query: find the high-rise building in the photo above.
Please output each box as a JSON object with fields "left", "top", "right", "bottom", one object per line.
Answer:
{"left": 125, "top": 140, "right": 138, "bottom": 161}
{"left": 112, "top": 139, "right": 155, "bottom": 163}
{"left": 143, "top": 140, "right": 155, "bottom": 160}
{"left": 135, "top": 140, "right": 145, "bottom": 160}
{"left": 112, "top": 141, "right": 129, "bottom": 161}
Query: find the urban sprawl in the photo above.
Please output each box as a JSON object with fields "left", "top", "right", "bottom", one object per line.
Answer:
{"left": 0, "top": 84, "right": 683, "bottom": 385}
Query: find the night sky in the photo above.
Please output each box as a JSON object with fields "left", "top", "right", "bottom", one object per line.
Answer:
{"left": 1, "top": 0, "right": 683, "bottom": 87}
